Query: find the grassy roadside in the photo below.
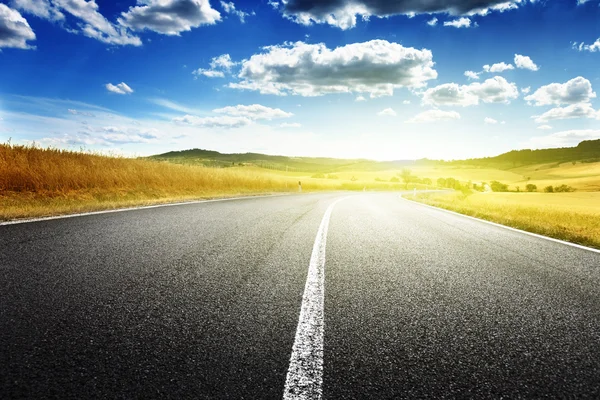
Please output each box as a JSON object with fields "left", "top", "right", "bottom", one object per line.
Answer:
{"left": 406, "top": 191, "right": 600, "bottom": 250}
{"left": 0, "top": 144, "right": 411, "bottom": 221}
{"left": 0, "top": 144, "right": 321, "bottom": 221}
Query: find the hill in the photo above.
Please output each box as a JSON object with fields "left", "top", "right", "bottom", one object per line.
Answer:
{"left": 149, "top": 148, "right": 415, "bottom": 172}
{"left": 151, "top": 140, "right": 600, "bottom": 172}
{"left": 438, "top": 139, "right": 600, "bottom": 169}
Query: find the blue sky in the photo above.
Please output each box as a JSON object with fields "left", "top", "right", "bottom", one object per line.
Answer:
{"left": 1, "top": 0, "right": 600, "bottom": 160}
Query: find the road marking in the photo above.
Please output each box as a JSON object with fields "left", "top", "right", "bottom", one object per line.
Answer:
{"left": 284, "top": 196, "right": 349, "bottom": 400}
{"left": 402, "top": 196, "right": 600, "bottom": 254}
{"left": 0, "top": 193, "right": 293, "bottom": 226}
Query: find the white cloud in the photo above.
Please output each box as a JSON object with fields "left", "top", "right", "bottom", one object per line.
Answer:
{"left": 68, "top": 109, "right": 95, "bottom": 117}
{"left": 0, "top": 4, "right": 36, "bottom": 49}
{"left": 11, "top": 0, "right": 64, "bottom": 21}
{"left": 51, "top": 0, "right": 141, "bottom": 46}
{"left": 378, "top": 108, "right": 397, "bottom": 117}
{"left": 106, "top": 82, "right": 134, "bottom": 95}
{"left": 268, "top": 1, "right": 280, "bottom": 9}
{"left": 525, "top": 77, "right": 596, "bottom": 106}
{"left": 526, "top": 129, "right": 600, "bottom": 148}
{"left": 444, "top": 17, "right": 472, "bottom": 28}
{"left": 464, "top": 70, "right": 480, "bottom": 80}
{"left": 193, "top": 54, "right": 237, "bottom": 78}
{"left": 422, "top": 76, "right": 519, "bottom": 107}
{"left": 213, "top": 104, "right": 293, "bottom": 120}
{"left": 427, "top": 17, "right": 438, "bottom": 26}
{"left": 484, "top": 117, "right": 498, "bottom": 124}
{"left": 12, "top": 0, "right": 141, "bottom": 46}
{"left": 173, "top": 114, "right": 252, "bottom": 128}
{"left": 402, "top": 100, "right": 411, "bottom": 104}
{"left": 119, "top": 0, "right": 221, "bottom": 35}
{"left": 573, "top": 38, "right": 600, "bottom": 53}
{"left": 210, "top": 54, "right": 236, "bottom": 70}
{"left": 280, "top": 0, "right": 525, "bottom": 30}
{"left": 533, "top": 103, "right": 600, "bottom": 123}
{"left": 406, "top": 109, "right": 460, "bottom": 123}
{"left": 195, "top": 69, "right": 225, "bottom": 78}
{"left": 279, "top": 122, "right": 302, "bottom": 128}
{"left": 483, "top": 62, "right": 514, "bottom": 73}
{"left": 514, "top": 54, "right": 539, "bottom": 71}
{"left": 355, "top": 96, "right": 366, "bottom": 102}
{"left": 220, "top": 1, "right": 251, "bottom": 22}
{"left": 230, "top": 40, "right": 437, "bottom": 97}
{"left": 537, "top": 125, "right": 552, "bottom": 130}
{"left": 521, "top": 86, "right": 530, "bottom": 94}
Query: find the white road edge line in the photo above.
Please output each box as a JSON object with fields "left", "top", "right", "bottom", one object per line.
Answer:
{"left": 0, "top": 193, "right": 292, "bottom": 226}
{"left": 283, "top": 196, "right": 350, "bottom": 400}
{"left": 401, "top": 195, "right": 600, "bottom": 255}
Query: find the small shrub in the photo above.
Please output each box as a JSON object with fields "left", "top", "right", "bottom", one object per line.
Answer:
{"left": 311, "top": 173, "right": 325, "bottom": 179}
{"left": 554, "top": 184, "right": 574, "bottom": 193}
{"left": 326, "top": 174, "right": 339, "bottom": 180}
{"left": 490, "top": 181, "right": 509, "bottom": 192}
{"left": 544, "top": 185, "right": 554, "bottom": 193}
{"left": 390, "top": 176, "right": 400, "bottom": 183}
{"left": 525, "top": 184, "right": 537, "bottom": 192}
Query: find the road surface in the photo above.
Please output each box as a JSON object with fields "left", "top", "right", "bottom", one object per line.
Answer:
{"left": 1, "top": 193, "right": 599, "bottom": 399}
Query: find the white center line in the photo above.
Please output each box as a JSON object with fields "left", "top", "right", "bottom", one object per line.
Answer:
{"left": 283, "top": 196, "right": 350, "bottom": 400}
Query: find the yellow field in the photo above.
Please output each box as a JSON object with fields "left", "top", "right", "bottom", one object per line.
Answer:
{"left": 326, "top": 161, "right": 600, "bottom": 192}
{"left": 0, "top": 144, "right": 406, "bottom": 221}
{"left": 410, "top": 191, "right": 600, "bottom": 249}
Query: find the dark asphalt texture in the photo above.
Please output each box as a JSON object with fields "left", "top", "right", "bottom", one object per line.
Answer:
{"left": 1, "top": 193, "right": 599, "bottom": 399}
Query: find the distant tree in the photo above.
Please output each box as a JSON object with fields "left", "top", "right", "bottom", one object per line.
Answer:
{"left": 422, "top": 178, "right": 432, "bottom": 186}
{"left": 350, "top": 176, "right": 358, "bottom": 182}
{"left": 445, "top": 177, "right": 460, "bottom": 189}
{"left": 437, "top": 178, "right": 447, "bottom": 188}
{"left": 390, "top": 176, "right": 400, "bottom": 183}
{"left": 525, "top": 184, "right": 537, "bottom": 192}
{"left": 400, "top": 168, "right": 412, "bottom": 188}
{"left": 554, "top": 184, "right": 574, "bottom": 192}
{"left": 516, "top": 186, "right": 520, "bottom": 192}
{"left": 490, "top": 181, "right": 509, "bottom": 192}
{"left": 544, "top": 185, "right": 554, "bottom": 193}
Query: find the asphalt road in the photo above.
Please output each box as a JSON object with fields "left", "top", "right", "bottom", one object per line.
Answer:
{"left": 1, "top": 193, "right": 599, "bottom": 399}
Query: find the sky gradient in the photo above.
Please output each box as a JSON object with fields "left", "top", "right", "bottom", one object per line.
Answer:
{"left": 1, "top": 0, "right": 600, "bottom": 160}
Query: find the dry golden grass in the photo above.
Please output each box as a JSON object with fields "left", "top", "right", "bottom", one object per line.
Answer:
{"left": 0, "top": 144, "right": 409, "bottom": 221}
{"left": 0, "top": 144, "right": 330, "bottom": 220}
{"left": 410, "top": 191, "right": 600, "bottom": 249}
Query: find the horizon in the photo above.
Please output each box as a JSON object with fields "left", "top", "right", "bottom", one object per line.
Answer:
{"left": 1, "top": 0, "right": 600, "bottom": 160}
{"left": 150, "top": 136, "right": 599, "bottom": 163}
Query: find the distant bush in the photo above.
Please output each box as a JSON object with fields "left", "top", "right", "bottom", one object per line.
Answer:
{"left": 554, "top": 184, "right": 575, "bottom": 193}
{"left": 422, "top": 178, "right": 432, "bottom": 186}
{"left": 525, "top": 184, "right": 537, "bottom": 192}
{"left": 490, "top": 181, "right": 509, "bottom": 192}
{"left": 437, "top": 178, "right": 446, "bottom": 188}
{"left": 326, "top": 174, "right": 339, "bottom": 180}
{"left": 311, "top": 173, "right": 325, "bottom": 179}
{"left": 374, "top": 177, "right": 385, "bottom": 182}
{"left": 544, "top": 185, "right": 554, "bottom": 193}
{"left": 390, "top": 176, "right": 400, "bottom": 183}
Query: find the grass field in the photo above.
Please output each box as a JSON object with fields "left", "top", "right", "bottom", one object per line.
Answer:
{"left": 408, "top": 191, "right": 600, "bottom": 249}
{"left": 0, "top": 144, "right": 413, "bottom": 221}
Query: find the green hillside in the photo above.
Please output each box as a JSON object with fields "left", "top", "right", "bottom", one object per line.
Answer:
{"left": 439, "top": 139, "right": 600, "bottom": 168}
{"left": 150, "top": 139, "right": 600, "bottom": 172}
{"left": 149, "top": 148, "right": 414, "bottom": 172}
